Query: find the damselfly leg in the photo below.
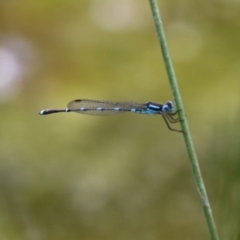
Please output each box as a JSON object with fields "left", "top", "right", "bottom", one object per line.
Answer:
{"left": 162, "top": 113, "right": 183, "bottom": 133}
{"left": 165, "top": 112, "right": 180, "bottom": 123}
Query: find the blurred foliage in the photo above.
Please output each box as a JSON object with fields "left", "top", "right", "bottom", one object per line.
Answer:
{"left": 0, "top": 0, "right": 240, "bottom": 239}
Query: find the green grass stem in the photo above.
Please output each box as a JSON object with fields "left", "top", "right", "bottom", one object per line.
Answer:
{"left": 148, "top": 1, "right": 219, "bottom": 240}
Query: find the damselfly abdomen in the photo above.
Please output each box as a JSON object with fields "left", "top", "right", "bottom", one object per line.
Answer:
{"left": 39, "top": 99, "right": 182, "bottom": 132}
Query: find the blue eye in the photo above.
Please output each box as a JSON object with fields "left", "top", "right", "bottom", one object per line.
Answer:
{"left": 162, "top": 101, "right": 173, "bottom": 112}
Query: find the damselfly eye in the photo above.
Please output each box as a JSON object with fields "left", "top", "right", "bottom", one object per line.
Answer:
{"left": 162, "top": 101, "right": 173, "bottom": 112}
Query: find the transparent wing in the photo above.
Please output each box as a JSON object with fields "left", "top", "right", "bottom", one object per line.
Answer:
{"left": 67, "top": 99, "right": 146, "bottom": 116}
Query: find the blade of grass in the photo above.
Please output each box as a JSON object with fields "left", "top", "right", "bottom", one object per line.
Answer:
{"left": 148, "top": 1, "right": 219, "bottom": 240}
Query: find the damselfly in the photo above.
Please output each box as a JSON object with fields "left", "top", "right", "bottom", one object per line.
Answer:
{"left": 39, "top": 99, "right": 182, "bottom": 132}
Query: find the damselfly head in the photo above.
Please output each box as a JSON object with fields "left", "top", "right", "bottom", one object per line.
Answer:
{"left": 162, "top": 101, "right": 174, "bottom": 112}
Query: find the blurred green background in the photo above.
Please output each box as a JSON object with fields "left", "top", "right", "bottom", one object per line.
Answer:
{"left": 1, "top": 0, "right": 240, "bottom": 239}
